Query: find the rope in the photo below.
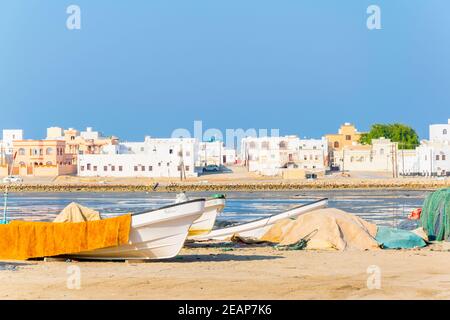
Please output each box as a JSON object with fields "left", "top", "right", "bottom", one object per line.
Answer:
{"left": 274, "top": 229, "right": 319, "bottom": 251}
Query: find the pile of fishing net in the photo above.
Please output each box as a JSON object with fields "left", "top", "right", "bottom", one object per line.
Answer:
{"left": 421, "top": 188, "right": 450, "bottom": 241}
{"left": 261, "top": 208, "right": 381, "bottom": 251}
{"left": 260, "top": 208, "right": 427, "bottom": 251}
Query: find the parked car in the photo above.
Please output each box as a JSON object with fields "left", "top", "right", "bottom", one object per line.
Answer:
{"left": 202, "top": 165, "right": 221, "bottom": 173}
{"left": 3, "top": 176, "right": 23, "bottom": 183}
{"left": 305, "top": 173, "right": 318, "bottom": 180}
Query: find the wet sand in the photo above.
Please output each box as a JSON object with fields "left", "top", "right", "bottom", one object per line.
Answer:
{"left": 1, "top": 243, "right": 450, "bottom": 300}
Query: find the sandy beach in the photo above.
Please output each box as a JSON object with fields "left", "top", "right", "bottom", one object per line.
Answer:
{"left": 1, "top": 242, "right": 450, "bottom": 300}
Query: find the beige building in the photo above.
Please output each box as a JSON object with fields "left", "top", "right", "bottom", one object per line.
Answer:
{"left": 0, "top": 140, "right": 77, "bottom": 177}
{"left": 333, "top": 138, "right": 399, "bottom": 174}
{"left": 47, "top": 127, "right": 119, "bottom": 162}
{"left": 325, "top": 123, "right": 364, "bottom": 168}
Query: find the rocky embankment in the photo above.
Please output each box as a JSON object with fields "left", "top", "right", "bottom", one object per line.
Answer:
{"left": 5, "top": 179, "right": 450, "bottom": 192}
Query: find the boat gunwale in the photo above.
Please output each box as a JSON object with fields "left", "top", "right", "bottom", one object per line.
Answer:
{"left": 131, "top": 198, "right": 206, "bottom": 216}
{"left": 211, "top": 198, "right": 328, "bottom": 231}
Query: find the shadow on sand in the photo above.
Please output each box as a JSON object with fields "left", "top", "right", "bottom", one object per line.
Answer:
{"left": 0, "top": 261, "right": 30, "bottom": 271}
{"left": 53, "top": 253, "right": 282, "bottom": 264}
{"left": 164, "top": 253, "right": 283, "bottom": 263}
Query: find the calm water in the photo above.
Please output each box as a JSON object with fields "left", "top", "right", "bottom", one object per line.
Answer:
{"left": 0, "top": 190, "right": 431, "bottom": 228}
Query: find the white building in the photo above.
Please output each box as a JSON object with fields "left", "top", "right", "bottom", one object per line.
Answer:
{"left": 415, "top": 140, "right": 450, "bottom": 176}
{"left": 80, "top": 127, "right": 103, "bottom": 140}
{"left": 223, "top": 148, "right": 237, "bottom": 164}
{"left": 297, "top": 138, "right": 329, "bottom": 170}
{"left": 1, "top": 129, "right": 24, "bottom": 155}
{"left": 397, "top": 149, "right": 419, "bottom": 175}
{"left": 413, "top": 119, "right": 450, "bottom": 176}
{"left": 78, "top": 137, "right": 198, "bottom": 178}
{"left": 429, "top": 119, "right": 450, "bottom": 142}
{"left": 336, "top": 138, "right": 397, "bottom": 172}
{"left": 240, "top": 136, "right": 328, "bottom": 176}
{"left": 335, "top": 137, "right": 420, "bottom": 176}
{"left": 197, "top": 141, "right": 224, "bottom": 167}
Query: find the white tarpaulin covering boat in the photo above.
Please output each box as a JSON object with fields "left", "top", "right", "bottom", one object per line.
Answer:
{"left": 189, "top": 198, "right": 328, "bottom": 241}
{"left": 69, "top": 199, "right": 206, "bottom": 261}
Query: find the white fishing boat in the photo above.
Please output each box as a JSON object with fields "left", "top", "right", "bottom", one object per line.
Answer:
{"left": 69, "top": 199, "right": 206, "bottom": 261}
{"left": 190, "top": 198, "right": 328, "bottom": 241}
{"left": 188, "top": 196, "right": 226, "bottom": 238}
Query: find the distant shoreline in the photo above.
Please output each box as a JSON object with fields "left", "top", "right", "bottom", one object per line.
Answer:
{"left": 4, "top": 179, "right": 449, "bottom": 193}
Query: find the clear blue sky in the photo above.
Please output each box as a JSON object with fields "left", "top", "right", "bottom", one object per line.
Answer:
{"left": 0, "top": 0, "right": 449, "bottom": 141}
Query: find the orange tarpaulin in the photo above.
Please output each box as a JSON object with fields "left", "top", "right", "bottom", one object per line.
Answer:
{"left": 0, "top": 214, "right": 132, "bottom": 260}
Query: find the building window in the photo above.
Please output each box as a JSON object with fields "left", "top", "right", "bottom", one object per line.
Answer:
{"left": 444, "top": 129, "right": 448, "bottom": 135}
{"left": 134, "top": 166, "right": 138, "bottom": 171}
{"left": 111, "top": 166, "right": 115, "bottom": 171}
{"left": 119, "top": 166, "right": 123, "bottom": 171}
{"left": 93, "top": 166, "right": 97, "bottom": 171}
{"left": 104, "top": 166, "right": 108, "bottom": 171}
{"left": 169, "top": 149, "right": 173, "bottom": 154}
{"left": 141, "top": 166, "right": 145, "bottom": 171}
{"left": 167, "top": 162, "right": 170, "bottom": 167}
{"left": 87, "top": 164, "right": 91, "bottom": 170}
{"left": 442, "top": 155, "right": 446, "bottom": 161}
{"left": 148, "top": 166, "right": 153, "bottom": 171}
{"left": 46, "top": 148, "right": 54, "bottom": 155}
{"left": 279, "top": 141, "right": 287, "bottom": 150}
{"left": 185, "top": 165, "right": 190, "bottom": 171}
{"left": 80, "top": 166, "right": 85, "bottom": 171}
{"left": 334, "top": 142, "right": 339, "bottom": 148}
{"left": 18, "top": 148, "right": 26, "bottom": 155}
{"left": 177, "top": 165, "right": 182, "bottom": 171}
{"left": 345, "top": 135, "right": 351, "bottom": 141}
{"left": 140, "top": 147, "right": 144, "bottom": 152}
{"left": 436, "top": 155, "right": 440, "bottom": 161}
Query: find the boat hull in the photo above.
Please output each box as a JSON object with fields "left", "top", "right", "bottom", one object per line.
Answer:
{"left": 190, "top": 198, "right": 328, "bottom": 241}
{"left": 188, "top": 198, "right": 225, "bottom": 238}
{"left": 69, "top": 199, "right": 205, "bottom": 260}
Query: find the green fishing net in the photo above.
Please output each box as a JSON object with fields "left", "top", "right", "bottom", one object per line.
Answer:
{"left": 420, "top": 188, "right": 450, "bottom": 241}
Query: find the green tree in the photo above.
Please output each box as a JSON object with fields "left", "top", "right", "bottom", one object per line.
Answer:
{"left": 359, "top": 123, "right": 420, "bottom": 149}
